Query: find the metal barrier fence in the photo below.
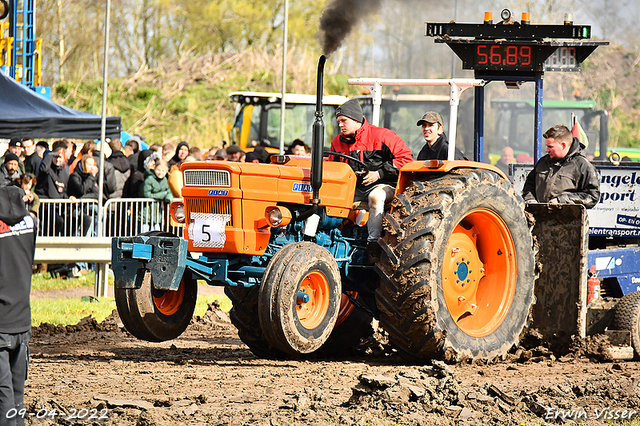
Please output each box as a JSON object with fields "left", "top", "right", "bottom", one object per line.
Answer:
{"left": 38, "top": 198, "right": 183, "bottom": 238}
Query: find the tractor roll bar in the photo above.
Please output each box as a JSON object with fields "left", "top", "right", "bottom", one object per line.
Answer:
{"left": 348, "top": 78, "right": 484, "bottom": 161}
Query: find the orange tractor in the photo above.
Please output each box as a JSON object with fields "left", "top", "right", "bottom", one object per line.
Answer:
{"left": 112, "top": 12, "right": 630, "bottom": 362}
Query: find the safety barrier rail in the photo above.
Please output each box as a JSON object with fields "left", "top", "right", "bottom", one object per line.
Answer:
{"left": 36, "top": 199, "right": 184, "bottom": 297}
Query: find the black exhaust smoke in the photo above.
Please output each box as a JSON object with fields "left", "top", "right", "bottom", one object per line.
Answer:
{"left": 319, "top": 0, "right": 382, "bottom": 55}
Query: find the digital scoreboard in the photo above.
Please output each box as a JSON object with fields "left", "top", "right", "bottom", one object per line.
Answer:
{"left": 425, "top": 14, "right": 607, "bottom": 77}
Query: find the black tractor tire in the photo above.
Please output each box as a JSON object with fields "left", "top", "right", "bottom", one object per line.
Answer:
{"left": 316, "top": 292, "right": 374, "bottom": 357}
{"left": 259, "top": 242, "right": 342, "bottom": 355}
{"left": 613, "top": 291, "right": 640, "bottom": 358}
{"left": 115, "top": 231, "right": 197, "bottom": 342}
{"left": 224, "top": 285, "right": 287, "bottom": 359}
{"left": 376, "top": 168, "right": 535, "bottom": 362}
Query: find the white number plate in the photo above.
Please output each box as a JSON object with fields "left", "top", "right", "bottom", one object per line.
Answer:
{"left": 189, "top": 213, "right": 231, "bottom": 248}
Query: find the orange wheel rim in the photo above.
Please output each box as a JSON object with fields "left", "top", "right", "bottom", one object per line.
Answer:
{"left": 297, "top": 271, "right": 330, "bottom": 329}
{"left": 442, "top": 208, "right": 517, "bottom": 337}
{"left": 153, "top": 279, "right": 186, "bottom": 316}
{"left": 336, "top": 291, "right": 358, "bottom": 326}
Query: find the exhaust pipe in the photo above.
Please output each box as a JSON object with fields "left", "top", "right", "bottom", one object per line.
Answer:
{"left": 311, "top": 55, "right": 326, "bottom": 205}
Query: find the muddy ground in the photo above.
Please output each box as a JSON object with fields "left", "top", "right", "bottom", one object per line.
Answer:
{"left": 23, "top": 296, "right": 640, "bottom": 426}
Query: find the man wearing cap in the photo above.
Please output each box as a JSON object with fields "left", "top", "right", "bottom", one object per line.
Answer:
{"left": 416, "top": 111, "right": 466, "bottom": 161}
{"left": 0, "top": 154, "right": 21, "bottom": 187}
{"left": 1, "top": 139, "right": 26, "bottom": 175}
{"left": 330, "top": 99, "right": 413, "bottom": 263}
{"left": 226, "top": 145, "right": 245, "bottom": 162}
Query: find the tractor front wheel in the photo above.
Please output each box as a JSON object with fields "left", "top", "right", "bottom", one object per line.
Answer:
{"left": 259, "top": 242, "right": 342, "bottom": 355}
{"left": 115, "top": 231, "right": 197, "bottom": 342}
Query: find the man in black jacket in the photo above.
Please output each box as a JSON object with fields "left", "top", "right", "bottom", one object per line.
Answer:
{"left": 522, "top": 125, "right": 600, "bottom": 208}
{"left": 416, "top": 111, "right": 466, "bottom": 161}
{"left": 0, "top": 186, "right": 36, "bottom": 426}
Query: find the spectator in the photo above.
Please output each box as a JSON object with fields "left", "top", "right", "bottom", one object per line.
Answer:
{"left": 34, "top": 146, "right": 72, "bottom": 236}
{"left": 168, "top": 141, "right": 190, "bottom": 168}
{"left": 245, "top": 146, "right": 270, "bottom": 163}
{"left": 496, "top": 146, "right": 514, "bottom": 174}
{"left": 226, "top": 145, "right": 245, "bottom": 162}
{"left": 106, "top": 138, "right": 132, "bottom": 199}
{"left": 142, "top": 160, "right": 172, "bottom": 232}
{"left": 21, "top": 138, "right": 40, "bottom": 176}
{"left": 67, "top": 141, "right": 77, "bottom": 166}
{"left": 69, "top": 141, "right": 97, "bottom": 174}
{"left": 35, "top": 141, "right": 49, "bottom": 159}
{"left": 124, "top": 137, "right": 141, "bottom": 169}
{"left": 1, "top": 138, "right": 25, "bottom": 175}
{"left": 210, "top": 148, "right": 227, "bottom": 161}
{"left": 0, "top": 154, "right": 21, "bottom": 187}
{"left": 162, "top": 142, "right": 175, "bottom": 163}
{"left": 0, "top": 186, "right": 36, "bottom": 426}
{"left": 149, "top": 143, "right": 163, "bottom": 156}
{"left": 124, "top": 150, "right": 157, "bottom": 198}
{"left": 13, "top": 174, "right": 39, "bottom": 219}
{"left": 68, "top": 156, "right": 99, "bottom": 200}
{"left": 190, "top": 147, "right": 203, "bottom": 161}
{"left": 288, "top": 139, "right": 309, "bottom": 156}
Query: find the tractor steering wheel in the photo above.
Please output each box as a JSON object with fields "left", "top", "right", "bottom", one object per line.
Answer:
{"left": 324, "top": 151, "right": 370, "bottom": 176}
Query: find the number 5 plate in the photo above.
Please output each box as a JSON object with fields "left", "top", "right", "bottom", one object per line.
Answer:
{"left": 189, "top": 213, "right": 231, "bottom": 248}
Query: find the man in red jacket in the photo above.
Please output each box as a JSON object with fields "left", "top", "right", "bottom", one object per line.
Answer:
{"left": 330, "top": 99, "right": 413, "bottom": 262}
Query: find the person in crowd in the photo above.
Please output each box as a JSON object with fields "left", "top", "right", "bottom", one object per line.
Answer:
{"left": 68, "top": 155, "right": 99, "bottom": 200}
{"left": 211, "top": 148, "right": 227, "bottom": 161}
{"left": 35, "top": 141, "right": 49, "bottom": 159}
{"left": 1, "top": 138, "right": 25, "bottom": 175}
{"left": 21, "top": 138, "right": 40, "bottom": 176}
{"left": 162, "top": 142, "right": 176, "bottom": 163}
{"left": 190, "top": 147, "right": 203, "bottom": 161}
{"left": 67, "top": 141, "right": 77, "bottom": 166}
{"left": 0, "top": 154, "right": 21, "bottom": 187}
{"left": 245, "top": 146, "right": 270, "bottom": 163}
{"left": 496, "top": 146, "right": 515, "bottom": 174}
{"left": 124, "top": 150, "right": 157, "bottom": 198}
{"left": 226, "top": 145, "right": 245, "bottom": 162}
{"left": 34, "top": 144, "right": 72, "bottom": 236}
{"left": 329, "top": 99, "right": 413, "bottom": 263}
{"left": 69, "top": 141, "right": 97, "bottom": 174}
{"left": 106, "top": 138, "right": 132, "bottom": 199}
{"left": 523, "top": 124, "right": 600, "bottom": 208}
{"left": 124, "top": 137, "right": 140, "bottom": 167}
{"left": 416, "top": 111, "right": 466, "bottom": 161}
{"left": 168, "top": 155, "right": 196, "bottom": 198}
{"left": 13, "top": 174, "right": 39, "bottom": 219}
{"left": 168, "top": 141, "right": 190, "bottom": 168}
{"left": 288, "top": 139, "right": 309, "bottom": 156}
{"left": 142, "top": 160, "right": 173, "bottom": 232}
{"left": 0, "top": 185, "right": 36, "bottom": 426}
{"left": 149, "top": 143, "right": 163, "bottom": 156}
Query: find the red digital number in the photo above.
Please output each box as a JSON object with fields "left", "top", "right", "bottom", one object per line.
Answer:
{"left": 506, "top": 46, "right": 518, "bottom": 65}
{"left": 477, "top": 45, "right": 488, "bottom": 64}
{"left": 490, "top": 45, "right": 501, "bottom": 64}
{"left": 520, "top": 46, "right": 531, "bottom": 66}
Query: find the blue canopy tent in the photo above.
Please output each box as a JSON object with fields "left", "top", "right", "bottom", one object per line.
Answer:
{"left": 0, "top": 71, "right": 121, "bottom": 139}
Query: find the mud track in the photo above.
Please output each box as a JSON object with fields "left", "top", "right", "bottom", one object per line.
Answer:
{"left": 24, "top": 304, "right": 640, "bottom": 426}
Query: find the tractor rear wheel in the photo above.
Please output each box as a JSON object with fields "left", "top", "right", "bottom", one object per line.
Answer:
{"left": 376, "top": 169, "right": 535, "bottom": 362}
{"left": 613, "top": 291, "right": 640, "bottom": 358}
{"left": 115, "top": 232, "right": 197, "bottom": 342}
{"left": 259, "top": 242, "right": 342, "bottom": 355}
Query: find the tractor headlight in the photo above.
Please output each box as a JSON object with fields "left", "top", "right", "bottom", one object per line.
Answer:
{"left": 172, "top": 202, "right": 186, "bottom": 223}
{"left": 266, "top": 206, "right": 291, "bottom": 227}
